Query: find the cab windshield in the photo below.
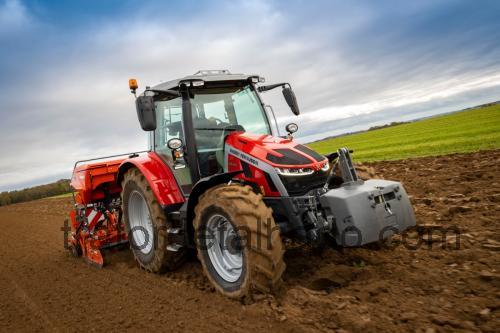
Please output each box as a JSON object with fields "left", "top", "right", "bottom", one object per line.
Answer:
{"left": 191, "top": 85, "right": 271, "bottom": 140}
{"left": 154, "top": 84, "right": 271, "bottom": 179}
{"left": 191, "top": 85, "right": 271, "bottom": 176}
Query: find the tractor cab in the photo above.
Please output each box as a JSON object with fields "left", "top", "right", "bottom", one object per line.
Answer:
{"left": 133, "top": 70, "right": 300, "bottom": 193}
{"left": 154, "top": 81, "right": 271, "bottom": 178}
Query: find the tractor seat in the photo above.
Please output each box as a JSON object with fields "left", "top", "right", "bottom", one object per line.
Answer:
{"left": 167, "top": 121, "right": 182, "bottom": 137}
{"left": 194, "top": 118, "right": 220, "bottom": 149}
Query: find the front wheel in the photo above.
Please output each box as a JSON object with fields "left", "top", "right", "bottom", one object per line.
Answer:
{"left": 193, "top": 184, "right": 286, "bottom": 298}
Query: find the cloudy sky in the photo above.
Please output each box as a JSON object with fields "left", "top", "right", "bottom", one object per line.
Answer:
{"left": 1, "top": 0, "right": 499, "bottom": 191}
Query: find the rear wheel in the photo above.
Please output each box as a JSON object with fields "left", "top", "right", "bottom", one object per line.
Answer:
{"left": 121, "top": 168, "right": 184, "bottom": 272}
{"left": 193, "top": 184, "right": 285, "bottom": 298}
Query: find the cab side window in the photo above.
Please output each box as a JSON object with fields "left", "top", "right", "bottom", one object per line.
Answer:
{"left": 154, "top": 97, "right": 192, "bottom": 190}
{"left": 154, "top": 97, "right": 183, "bottom": 155}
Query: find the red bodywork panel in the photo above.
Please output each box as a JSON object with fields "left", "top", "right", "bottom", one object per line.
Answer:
{"left": 226, "top": 132, "right": 326, "bottom": 169}
{"left": 225, "top": 132, "right": 328, "bottom": 197}
{"left": 71, "top": 159, "right": 125, "bottom": 205}
{"left": 118, "top": 152, "right": 185, "bottom": 207}
{"left": 71, "top": 152, "right": 184, "bottom": 207}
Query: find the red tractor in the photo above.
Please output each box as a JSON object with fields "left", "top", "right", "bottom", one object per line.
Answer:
{"left": 68, "top": 70, "right": 415, "bottom": 298}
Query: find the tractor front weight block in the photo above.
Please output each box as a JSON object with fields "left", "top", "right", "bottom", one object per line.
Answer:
{"left": 320, "top": 179, "right": 416, "bottom": 246}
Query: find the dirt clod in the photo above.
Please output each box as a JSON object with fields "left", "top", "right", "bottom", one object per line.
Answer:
{"left": 479, "top": 308, "right": 491, "bottom": 317}
{"left": 399, "top": 312, "right": 418, "bottom": 322}
{"left": 448, "top": 205, "right": 473, "bottom": 215}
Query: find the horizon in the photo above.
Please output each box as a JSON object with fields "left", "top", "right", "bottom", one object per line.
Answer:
{"left": 1, "top": 0, "right": 500, "bottom": 191}
{"left": 2, "top": 99, "right": 497, "bottom": 192}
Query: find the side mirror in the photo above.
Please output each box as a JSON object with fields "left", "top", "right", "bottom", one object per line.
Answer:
{"left": 285, "top": 123, "right": 298, "bottom": 134}
{"left": 282, "top": 87, "right": 300, "bottom": 116}
{"left": 135, "top": 96, "right": 156, "bottom": 131}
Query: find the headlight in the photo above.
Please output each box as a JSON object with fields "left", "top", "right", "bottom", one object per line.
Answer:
{"left": 276, "top": 167, "right": 314, "bottom": 176}
{"left": 321, "top": 161, "right": 330, "bottom": 172}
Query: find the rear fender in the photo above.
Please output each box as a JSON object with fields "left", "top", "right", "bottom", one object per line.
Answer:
{"left": 117, "top": 152, "right": 185, "bottom": 207}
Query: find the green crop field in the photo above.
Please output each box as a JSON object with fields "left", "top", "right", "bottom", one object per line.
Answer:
{"left": 307, "top": 104, "right": 500, "bottom": 162}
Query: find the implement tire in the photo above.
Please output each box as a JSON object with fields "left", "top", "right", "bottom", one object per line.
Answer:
{"left": 193, "top": 184, "right": 285, "bottom": 299}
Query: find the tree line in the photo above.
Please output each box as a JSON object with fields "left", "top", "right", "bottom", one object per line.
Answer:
{"left": 0, "top": 179, "right": 71, "bottom": 206}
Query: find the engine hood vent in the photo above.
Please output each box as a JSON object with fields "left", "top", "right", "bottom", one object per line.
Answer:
{"left": 266, "top": 145, "right": 326, "bottom": 167}
{"left": 266, "top": 148, "right": 313, "bottom": 166}
{"left": 294, "top": 144, "right": 326, "bottom": 163}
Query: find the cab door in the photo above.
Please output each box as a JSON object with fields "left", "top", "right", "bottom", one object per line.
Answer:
{"left": 154, "top": 97, "right": 193, "bottom": 194}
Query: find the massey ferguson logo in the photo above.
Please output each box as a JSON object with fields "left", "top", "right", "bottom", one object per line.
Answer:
{"left": 229, "top": 148, "right": 259, "bottom": 166}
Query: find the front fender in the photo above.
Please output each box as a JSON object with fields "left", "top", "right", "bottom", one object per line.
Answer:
{"left": 184, "top": 171, "right": 243, "bottom": 226}
{"left": 117, "top": 152, "right": 185, "bottom": 207}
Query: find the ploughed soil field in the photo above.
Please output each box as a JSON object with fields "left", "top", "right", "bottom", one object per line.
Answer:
{"left": 0, "top": 150, "right": 499, "bottom": 333}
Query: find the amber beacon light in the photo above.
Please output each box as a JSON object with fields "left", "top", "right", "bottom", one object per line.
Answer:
{"left": 128, "top": 78, "right": 138, "bottom": 95}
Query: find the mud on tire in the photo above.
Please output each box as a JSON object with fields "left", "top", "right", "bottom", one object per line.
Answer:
{"left": 121, "top": 168, "right": 184, "bottom": 272}
{"left": 193, "top": 184, "right": 286, "bottom": 299}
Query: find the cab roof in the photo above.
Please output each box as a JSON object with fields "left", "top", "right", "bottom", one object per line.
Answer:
{"left": 152, "top": 70, "right": 261, "bottom": 91}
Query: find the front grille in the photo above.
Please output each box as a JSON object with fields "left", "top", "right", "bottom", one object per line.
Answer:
{"left": 279, "top": 171, "right": 328, "bottom": 196}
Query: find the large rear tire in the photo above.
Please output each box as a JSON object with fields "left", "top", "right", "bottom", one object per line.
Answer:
{"left": 121, "top": 168, "right": 184, "bottom": 272}
{"left": 193, "top": 184, "right": 285, "bottom": 299}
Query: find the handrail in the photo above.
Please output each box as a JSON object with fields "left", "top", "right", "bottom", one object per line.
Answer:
{"left": 72, "top": 150, "right": 150, "bottom": 171}
{"left": 70, "top": 150, "right": 150, "bottom": 206}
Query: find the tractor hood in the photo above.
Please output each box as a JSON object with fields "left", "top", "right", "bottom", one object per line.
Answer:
{"left": 225, "top": 132, "right": 328, "bottom": 170}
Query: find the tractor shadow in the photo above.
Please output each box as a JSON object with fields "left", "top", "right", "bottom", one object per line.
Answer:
{"left": 76, "top": 242, "right": 382, "bottom": 296}
{"left": 282, "top": 244, "right": 376, "bottom": 294}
